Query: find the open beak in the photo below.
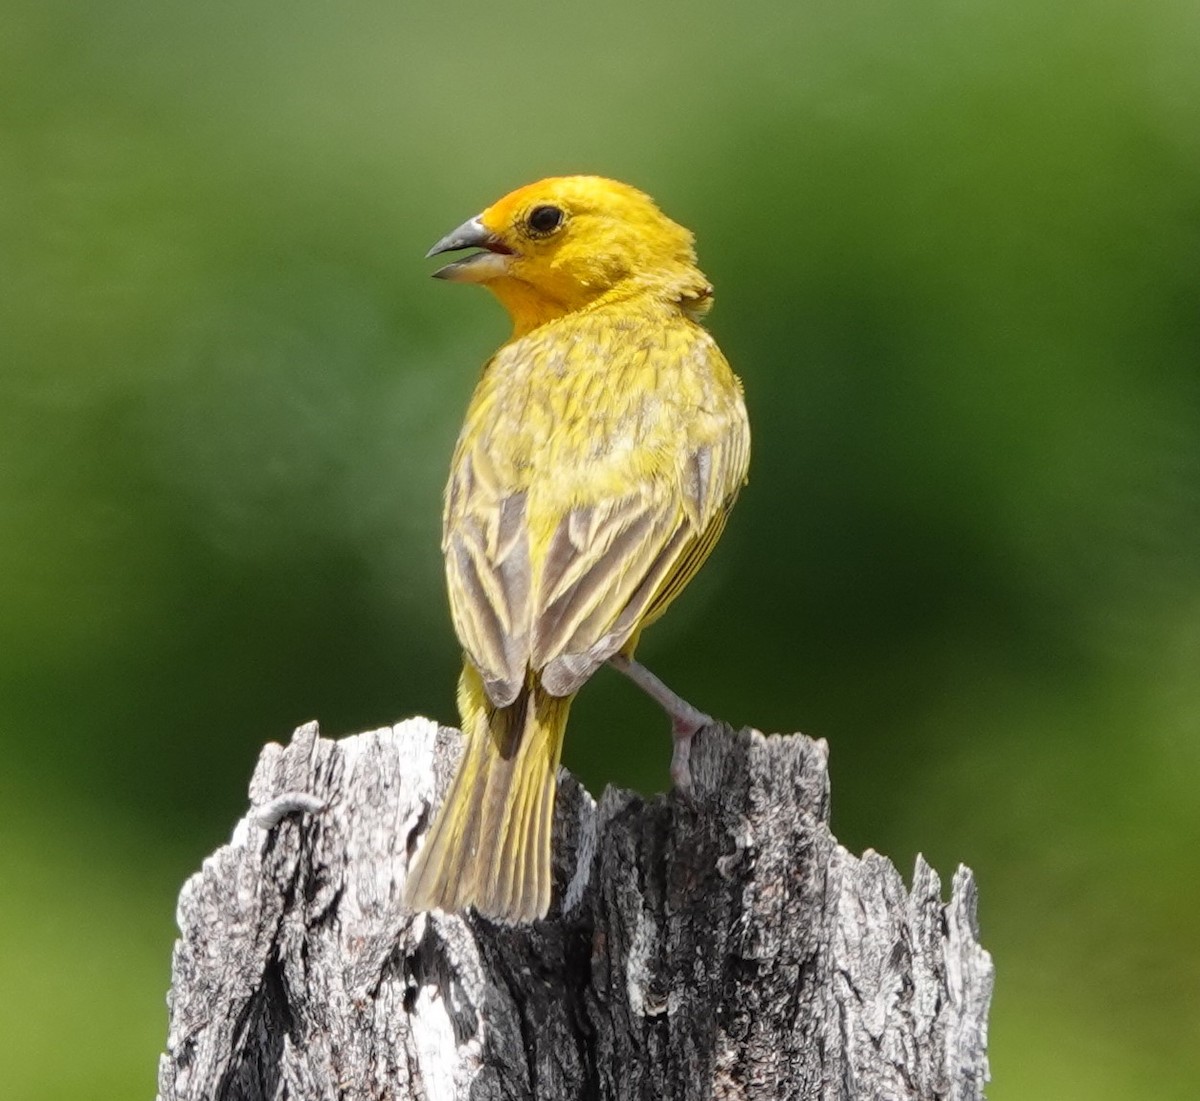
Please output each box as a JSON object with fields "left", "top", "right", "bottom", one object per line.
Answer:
{"left": 425, "top": 215, "right": 513, "bottom": 282}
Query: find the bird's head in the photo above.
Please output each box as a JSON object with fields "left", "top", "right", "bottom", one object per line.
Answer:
{"left": 426, "top": 176, "right": 711, "bottom": 335}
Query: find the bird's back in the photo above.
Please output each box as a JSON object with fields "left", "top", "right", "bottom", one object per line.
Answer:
{"left": 445, "top": 296, "right": 749, "bottom": 704}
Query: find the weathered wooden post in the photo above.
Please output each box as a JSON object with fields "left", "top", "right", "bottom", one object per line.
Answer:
{"left": 158, "top": 717, "right": 992, "bottom": 1100}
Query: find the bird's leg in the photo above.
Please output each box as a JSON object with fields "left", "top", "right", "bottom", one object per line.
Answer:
{"left": 607, "top": 653, "right": 712, "bottom": 791}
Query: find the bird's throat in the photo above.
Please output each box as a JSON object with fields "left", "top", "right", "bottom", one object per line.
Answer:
{"left": 486, "top": 277, "right": 577, "bottom": 340}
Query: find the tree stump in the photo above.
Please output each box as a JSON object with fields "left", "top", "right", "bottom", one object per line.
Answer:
{"left": 157, "top": 717, "right": 992, "bottom": 1100}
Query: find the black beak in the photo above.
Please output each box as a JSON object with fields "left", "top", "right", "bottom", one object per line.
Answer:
{"left": 425, "top": 216, "right": 506, "bottom": 258}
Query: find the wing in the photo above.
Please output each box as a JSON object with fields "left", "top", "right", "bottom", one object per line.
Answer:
{"left": 533, "top": 417, "right": 749, "bottom": 696}
{"left": 444, "top": 323, "right": 749, "bottom": 705}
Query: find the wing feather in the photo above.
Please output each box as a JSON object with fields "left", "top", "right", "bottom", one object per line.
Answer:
{"left": 533, "top": 502, "right": 676, "bottom": 677}
{"left": 445, "top": 466, "right": 531, "bottom": 706}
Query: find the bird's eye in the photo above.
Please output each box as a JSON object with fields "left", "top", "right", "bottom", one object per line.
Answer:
{"left": 527, "top": 205, "right": 564, "bottom": 235}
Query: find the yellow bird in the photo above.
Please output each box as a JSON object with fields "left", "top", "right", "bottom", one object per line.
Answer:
{"left": 404, "top": 176, "right": 750, "bottom": 923}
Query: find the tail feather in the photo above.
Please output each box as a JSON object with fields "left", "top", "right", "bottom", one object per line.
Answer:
{"left": 405, "top": 665, "right": 571, "bottom": 922}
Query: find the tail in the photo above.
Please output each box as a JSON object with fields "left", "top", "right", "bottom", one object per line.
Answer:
{"left": 405, "top": 664, "right": 571, "bottom": 923}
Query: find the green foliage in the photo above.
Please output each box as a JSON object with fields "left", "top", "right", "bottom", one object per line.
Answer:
{"left": 2, "top": 0, "right": 1198, "bottom": 1096}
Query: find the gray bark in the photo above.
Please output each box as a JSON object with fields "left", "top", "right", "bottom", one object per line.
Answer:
{"left": 158, "top": 717, "right": 992, "bottom": 1101}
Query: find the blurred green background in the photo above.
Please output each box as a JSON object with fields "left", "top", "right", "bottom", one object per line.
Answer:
{"left": 2, "top": 0, "right": 1198, "bottom": 1096}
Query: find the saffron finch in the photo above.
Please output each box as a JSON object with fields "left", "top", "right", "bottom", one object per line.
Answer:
{"left": 405, "top": 176, "right": 750, "bottom": 922}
